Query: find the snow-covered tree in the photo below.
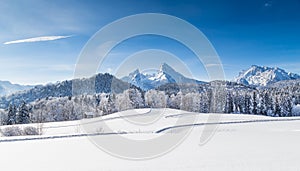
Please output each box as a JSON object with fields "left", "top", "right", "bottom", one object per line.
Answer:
{"left": 282, "top": 97, "right": 293, "bottom": 117}
{"left": 116, "top": 88, "right": 144, "bottom": 111}
{"left": 167, "top": 92, "right": 182, "bottom": 109}
{"left": 145, "top": 90, "right": 166, "bottom": 108}
{"left": 224, "top": 91, "right": 234, "bottom": 113}
{"left": 244, "top": 93, "right": 251, "bottom": 114}
{"left": 16, "top": 101, "right": 31, "bottom": 124}
{"left": 252, "top": 91, "right": 258, "bottom": 114}
{"left": 7, "top": 104, "right": 17, "bottom": 125}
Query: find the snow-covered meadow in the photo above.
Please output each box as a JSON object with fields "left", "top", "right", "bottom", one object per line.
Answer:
{"left": 1, "top": 108, "right": 300, "bottom": 170}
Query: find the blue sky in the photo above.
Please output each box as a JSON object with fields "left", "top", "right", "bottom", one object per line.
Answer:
{"left": 0, "top": 0, "right": 299, "bottom": 84}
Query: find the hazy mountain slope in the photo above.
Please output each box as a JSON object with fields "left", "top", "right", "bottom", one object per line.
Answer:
{"left": 0, "top": 73, "right": 133, "bottom": 109}
{"left": 0, "top": 81, "right": 33, "bottom": 96}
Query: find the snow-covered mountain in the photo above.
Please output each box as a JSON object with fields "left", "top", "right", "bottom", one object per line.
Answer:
{"left": 121, "top": 63, "right": 204, "bottom": 90}
{"left": 0, "top": 81, "right": 33, "bottom": 96}
{"left": 235, "top": 65, "right": 300, "bottom": 86}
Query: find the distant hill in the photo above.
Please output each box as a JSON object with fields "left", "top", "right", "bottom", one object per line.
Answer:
{"left": 0, "top": 80, "right": 33, "bottom": 96}
{"left": 0, "top": 73, "right": 135, "bottom": 109}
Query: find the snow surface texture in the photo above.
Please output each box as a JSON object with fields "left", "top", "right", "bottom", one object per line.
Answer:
{"left": 121, "top": 63, "right": 203, "bottom": 90}
{"left": 0, "top": 80, "right": 33, "bottom": 96}
{"left": 235, "top": 65, "right": 300, "bottom": 86}
{"left": 1, "top": 108, "right": 300, "bottom": 170}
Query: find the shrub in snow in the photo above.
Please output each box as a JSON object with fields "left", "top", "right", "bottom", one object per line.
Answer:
{"left": 1, "top": 126, "right": 41, "bottom": 137}
{"left": 23, "top": 126, "right": 39, "bottom": 135}
{"left": 1, "top": 126, "right": 23, "bottom": 136}
{"left": 292, "top": 105, "right": 300, "bottom": 116}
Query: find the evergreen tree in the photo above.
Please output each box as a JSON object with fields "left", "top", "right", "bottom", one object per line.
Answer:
{"left": 17, "top": 101, "right": 31, "bottom": 124}
{"left": 258, "top": 93, "right": 266, "bottom": 115}
{"left": 265, "top": 92, "right": 274, "bottom": 115}
{"left": 7, "top": 104, "right": 16, "bottom": 125}
{"left": 244, "top": 93, "right": 251, "bottom": 114}
{"left": 252, "top": 91, "right": 258, "bottom": 114}
{"left": 225, "top": 91, "right": 234, "bottom": 113}
{"left": 282, "top": 97, "right": 293, "bottom": 117}
{"left": 274, "top": 97, "right": 281, "bottom": 117}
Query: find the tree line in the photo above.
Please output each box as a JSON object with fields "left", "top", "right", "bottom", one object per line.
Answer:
{"left": 1, "top": 81, "right": 300, "bottom": 125}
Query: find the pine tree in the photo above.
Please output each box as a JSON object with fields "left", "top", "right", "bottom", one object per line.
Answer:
{"left": 225, "top": 91, "right": 234, "bottom": 113}
{"left": 274, "top": 97, "right": 281, "bottom": 117}
{"left": 286, "top": 98, "right": 293, "bottom": 117}
{"left": 7, "top": 104, "right": 16, "bottom": 125}
{"left": 252, "top": 91, "right": 258, "bottom": 114}
{"left": 258, "top": 93, "right": 266, "bottom": 115}
{"left": 265, "top": 92, "right": 274, "bottom": 115}
{"left": 244, "top": 93, "right": 251, "bottom": 114}
{"left": 17, "top": 101, "right": 31, "bottom": 124}
{"left": 282, "top": 97, "right": 293, "bottom": 117}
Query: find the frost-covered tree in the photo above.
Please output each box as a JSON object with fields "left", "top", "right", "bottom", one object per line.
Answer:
{"left": 264, "top": 92, "right": 274, "bottom": 116}
{"left": 252, "top": 91, "right": 258, "bottom": 114}
{"left": 0, "top": 109, "right": 7, "bottom": 125}
{"left": 16, "top": 101, "right": 31, "bottom": 124}
{"left": 181, "top": 93, "right": 202, "bottom": 112}
{"left": 282, "top": 97, "right": 292, "bottom": 117}
{"left": 167, "top": 92, "right": 182, "bottom": 109}
{"left": 209, "top": 81, "right": 227, "bottom": 113}
{"left": 7, "top": 104, "right": 17, "bottom": 125}
{"left": 258, "top": 93, "right": 266, "bottom": 115}
{"left": 244, "top": 93, "right": 251, "bottom": 114}
{"left": 274, "top": 97, "right": 281, "bottom": 117}
{"left": 145, "top": 90, "right": 166, "bottom": 108}
{"left": 116, "top": 88, "right": 144, "bottom": 111}
{"left": 116, "top": 90, "right": 133, "bottom": 111}
{"left": 224, "top": 91, "right": 234, "bottom": 113}
{"left": 99, "top": 93, "right": 117, "bottom": 115}
{"left": 199, "top": 92, "right": 210, "bottom": 113}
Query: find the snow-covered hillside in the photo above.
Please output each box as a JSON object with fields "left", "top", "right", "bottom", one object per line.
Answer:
{"left": 235, "top": 65, "right": 300, "bottom": 86}
{"left": 0, "top": 73, "right": 132, "bottom": 109}
{"left": 0, "top": 80, "right": 33, "bottom": 96}
{"left": 121, "top": 63, "right": 203, "bottom": 90}
{"left": 1, "top": 108, "right": 300, "bottom": 170}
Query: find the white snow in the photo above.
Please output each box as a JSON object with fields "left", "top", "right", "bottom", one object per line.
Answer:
{"left": 1, "top": 108, "right": 300, "bottom": 170}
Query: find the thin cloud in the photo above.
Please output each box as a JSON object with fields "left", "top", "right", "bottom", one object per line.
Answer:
{"left": 3, "top": 35, "right": 73, "bottom": 45}
{"left": 205, "top": 63, "right": 223, "bottom": 67}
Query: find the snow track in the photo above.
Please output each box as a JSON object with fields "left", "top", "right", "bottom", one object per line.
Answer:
{"left": 156, "top": 117, "right": 300, "bottom": 133}
{"left": 0, "top": 132, "right": 124, "bottom": 143}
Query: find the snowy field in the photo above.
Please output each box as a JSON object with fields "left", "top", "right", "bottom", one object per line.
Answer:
{"left": 1, "top": 108, "right": 300, "bottom": 171}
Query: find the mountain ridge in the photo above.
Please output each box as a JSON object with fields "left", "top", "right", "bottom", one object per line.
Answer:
{"left": 0, "top": 81, "right": 34, "bottom": 96}
{"left": 121, "top": 63, "right": 204, "bottom": 90}
{"left": 0, "top": 73, "right": 136, "bottom": 109}
{"left": 235, "top": 65, "right": 300, "bottom": 86}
